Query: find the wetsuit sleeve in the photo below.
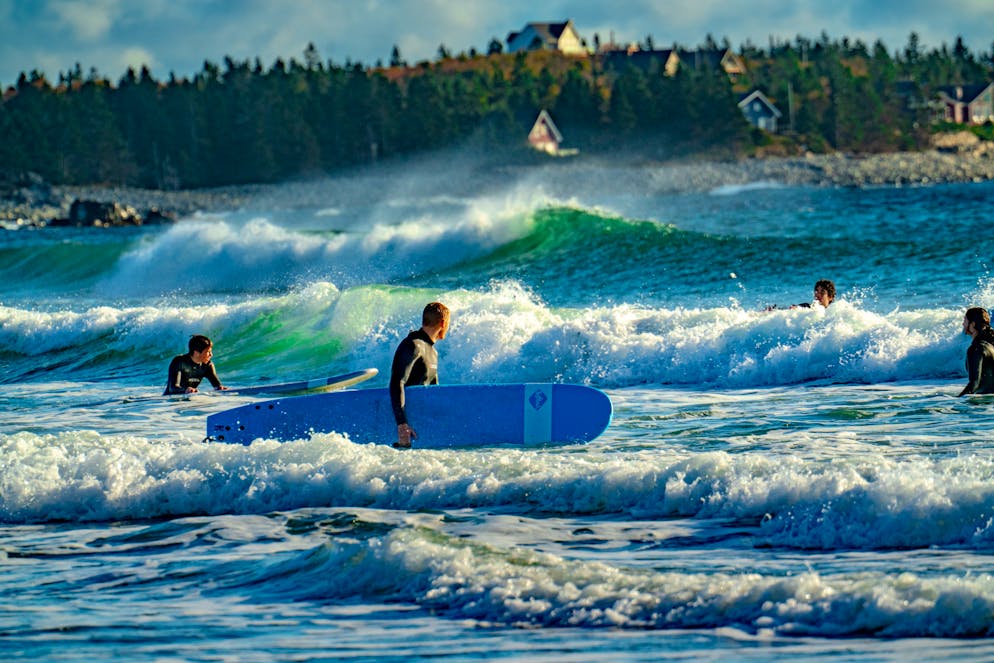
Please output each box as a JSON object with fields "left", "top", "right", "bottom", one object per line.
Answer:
{"left": 203, "top": 361, "right": 223, "bottom": 390}
{"left": 164, "top": 356, "right": 184, "bottom": 395}
{"left": 389, "top": 340, "right": 419, "bottom": 425}
{"left": 960, "top": 344, "right": 983, "bottom": 396}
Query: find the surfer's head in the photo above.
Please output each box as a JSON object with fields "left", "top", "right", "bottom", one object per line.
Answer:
{"left": 422, "top": 302, "right": 450, "bottom": 341}
{"left": 188, "top": 334, "right": 213, "bottom": 362}
{"left": 814, "top": 279, "right": 836, "bottom": 307}
{"left": 964, "top": 307, "right": 991, "bottom": 336}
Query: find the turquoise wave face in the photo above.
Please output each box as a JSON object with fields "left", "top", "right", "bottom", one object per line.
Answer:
{"left": 0, "top": 228, "right": 138, "bottom": 299}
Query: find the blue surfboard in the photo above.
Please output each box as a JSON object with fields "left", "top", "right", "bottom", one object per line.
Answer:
{"left": 205, "top": 383, "right": 612, "bottom": 448}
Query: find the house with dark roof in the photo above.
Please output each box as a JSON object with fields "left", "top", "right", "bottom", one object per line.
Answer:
{"left": 936, "top": 83, "right": 994, "bottom": 124}
{"left": 601, "top": 48, "right": 680, "bottom": 76}
{"left": 738, "top": 90, "right": 782, "bottom": 133}
{"left": 506, "top": 21, "right": 586, "bottom": 55}
{"left": 677, "top": 48, "right": 747, "bottom": 77}
{"left": 599, "top": 45, "right": 745, "bottom": 80}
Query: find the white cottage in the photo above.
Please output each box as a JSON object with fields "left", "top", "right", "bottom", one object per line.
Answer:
{"left": 506, "top": 21, "right": 585, "bottom": 55}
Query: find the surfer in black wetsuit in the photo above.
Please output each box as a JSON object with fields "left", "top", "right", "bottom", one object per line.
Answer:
{"left": 766, "top": 279, "right": 836, "bottom": 310}
{"left": 389, "top": 302, "right": 450, "bottom": 448}
{"left": 164, "top": 335, "right": 227, "bottom": 395}
{"left": 959, "top": 307, "right": 994, "bottom": 396}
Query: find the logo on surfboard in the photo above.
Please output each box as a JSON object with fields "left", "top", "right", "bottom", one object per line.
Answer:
{"left": 528, "top": 389, "right": 548, "bottom": 411}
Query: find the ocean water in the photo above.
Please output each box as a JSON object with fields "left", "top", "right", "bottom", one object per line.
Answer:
{"left": 3, "top": 162, "right": 994, "bottom": 661}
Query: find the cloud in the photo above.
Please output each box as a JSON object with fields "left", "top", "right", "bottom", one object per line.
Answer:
{"left": 116, "top": 46, "right": 157, "bottom": 74}
{"left": 48, "top": 0, "right": 119, "bottom": 41}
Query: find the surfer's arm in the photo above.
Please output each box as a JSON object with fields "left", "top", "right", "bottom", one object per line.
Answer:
{"left": 203, "top": 362, "right": 225, "bottom": 390}
{"left": 960, "top": 345, "right": 983, "bottom": 396}
{"left": 164, "top": 357, "right": 188, "bottom": 395}
{"left": 389, "top": 341, "right": 419, "bottom": 425}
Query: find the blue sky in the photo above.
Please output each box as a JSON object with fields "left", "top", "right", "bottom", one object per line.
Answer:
{"left": 1, "top": 0, "right": 992, "bottom": 86}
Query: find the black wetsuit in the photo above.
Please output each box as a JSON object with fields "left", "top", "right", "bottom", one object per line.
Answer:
{"left": 960, "top": 333, "right": 994, "bottom": 396}
{"left": 389, "top": 329, "right": 438, "bottom": 425}
{"left": 164, "top": 353, "right": 223, "bottom": 395}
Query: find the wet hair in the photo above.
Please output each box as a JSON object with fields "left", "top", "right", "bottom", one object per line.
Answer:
{"left": 422, "top": 302, "right": 450, "bottom": 328}
{"left": 815, "top": 279, "right": 836, "bottom": 302}
{"left": 965, "top": 307, "right": 991, "bottom": 330}
{"left": 188, "top": 334, "right": 213, "bottom": 354}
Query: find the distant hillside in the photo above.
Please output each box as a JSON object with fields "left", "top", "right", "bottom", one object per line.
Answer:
{"left": 1, "top": 33, "right": 991, "bottom": 189}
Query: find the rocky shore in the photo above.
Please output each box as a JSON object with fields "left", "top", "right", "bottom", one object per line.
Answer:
{"left": 3, "top": 144, "right": 993, "bottom": 228}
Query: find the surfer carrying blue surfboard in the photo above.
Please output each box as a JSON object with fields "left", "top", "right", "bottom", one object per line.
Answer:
{"left": 164, "top": 335, "right": 227, "bottom": 395}
{"left": 959, "top": 307, "right": 994, "bottom": 396}
{"left": 389, "top": 302, "right": 450, "bottom": 448}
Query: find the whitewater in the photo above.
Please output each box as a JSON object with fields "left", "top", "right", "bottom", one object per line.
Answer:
{"left": 2, "top": 161, "right": 994, "bottom": 661}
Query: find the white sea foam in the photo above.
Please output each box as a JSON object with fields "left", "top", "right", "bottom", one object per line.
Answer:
{"left": 0, "top": 283, "right": 339, "bottom": 359}
{"left": 7, "top": 432, "right": 994, "bottom": 637}
{"left": 97, "top": 186, "right": 548, "bottom": 296}
{"left": 4, "top": 428, "right": 994, "bottom": 555}
{"left": 709, "top": 181, "right": 786, "bottom": 196}
{"left": 302, "top": 527, "right": 994, "bottom": 636}
{"left": 0, "top": 283, "right": 972, "bottom": 387}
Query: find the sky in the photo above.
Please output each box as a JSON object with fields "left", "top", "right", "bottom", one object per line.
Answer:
{"left": 1, "top": 0, "right": 992, "bottom": 86}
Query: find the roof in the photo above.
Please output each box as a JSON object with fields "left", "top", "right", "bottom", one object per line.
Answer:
{"left": 601, "top": 49, "right": 677, "bottom": 70}
{"left": 508, "top": 21, "right": 571, "bottom": 44}
{"left": 738, "top": 90, "right": 782, "bottom": 117}
{"left": 676, "top": 48, "right": 745, "bottom": 73}
{"left": 529, "top": 109, "right": 563, "bottom": 143}
{"left": 936, "top": 83, "right": 993, "bottom": 104}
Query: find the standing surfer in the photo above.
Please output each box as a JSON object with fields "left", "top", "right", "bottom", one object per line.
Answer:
{"left": 959, "top": 307, "right": 994, "bottom": 396}
{"left": 389, "top": 302, "right": 450, "bottom": 448}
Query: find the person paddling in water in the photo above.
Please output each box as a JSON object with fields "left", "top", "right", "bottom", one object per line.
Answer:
{"left": 389, "top": 302, "right": 450, "bottom": 449}
{"left": 799, "top": 279, "right": 836, "bottom": 308}
{"left": 164, "top": 334, "right": 227, "bottom": 395}
{"left": 767, "top": 279, "right": 836, "bottom": 310}
{"left": 959, "top": 307, "right": 994, "bottom": 396}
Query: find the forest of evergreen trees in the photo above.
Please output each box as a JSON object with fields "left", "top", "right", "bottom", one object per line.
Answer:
{"left": 1, "top": 32, "right": 992, "bottom": 190}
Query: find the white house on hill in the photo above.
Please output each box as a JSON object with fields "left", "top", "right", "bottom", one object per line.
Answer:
{"left": 507, "top": 21, "right": 585, "bottom": 55}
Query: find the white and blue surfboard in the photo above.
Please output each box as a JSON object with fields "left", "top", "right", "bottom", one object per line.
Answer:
{"left": 124, "top": 368, "right": 379, "bottom": 404}
{"left": 205, "top": 383, "right": 612, "bottom": 448}
{"left": 222, "top": 368, "right": 378, "bottom": 396}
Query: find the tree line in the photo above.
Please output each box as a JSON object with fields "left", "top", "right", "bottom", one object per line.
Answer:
{"left": 1, "top": 32, "right": 991, "bottom": 189}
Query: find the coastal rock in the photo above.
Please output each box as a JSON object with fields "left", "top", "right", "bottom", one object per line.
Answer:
{"left": 49, "top": 200, "right": 143, "bottom": 227}
{"left": 931, "top": 131, "right": 979, "bottom": 153}
{"left": 46, "top": 199, "right": 177, "bottom": 228}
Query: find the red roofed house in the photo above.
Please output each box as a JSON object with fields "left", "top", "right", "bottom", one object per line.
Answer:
{"left": 528, "top": 109, "right": 564, "bottom": 154}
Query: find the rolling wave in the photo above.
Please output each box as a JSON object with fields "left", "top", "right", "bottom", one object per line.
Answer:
{"left": 5, "top": 429, "right": 994, "bottom": 554}
{"left": 0, "top": 279, "right": 972, "bottom": 387}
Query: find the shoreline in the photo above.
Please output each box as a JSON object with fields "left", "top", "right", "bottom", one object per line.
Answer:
{"left": 3, "top": 149, "right": 993, "bottom": 227}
